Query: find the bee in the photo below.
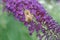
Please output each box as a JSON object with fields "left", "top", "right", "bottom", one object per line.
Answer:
{"left": 24, "top": 9, "right": 34, "bottom": 22}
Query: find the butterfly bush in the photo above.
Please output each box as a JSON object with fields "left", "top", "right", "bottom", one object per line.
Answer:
{"left": 3, "top": 0, "right": 60, "bottom": 40}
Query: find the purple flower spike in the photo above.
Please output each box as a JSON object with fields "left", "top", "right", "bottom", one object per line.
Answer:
{"left": 3, "top": 0, "right": 60, "bottom": 40}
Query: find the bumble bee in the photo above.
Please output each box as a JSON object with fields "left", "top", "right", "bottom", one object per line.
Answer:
{"left": 24, "top": 9, "right": 33, "bottom": 22}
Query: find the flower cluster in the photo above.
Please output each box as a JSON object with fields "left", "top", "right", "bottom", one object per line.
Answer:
{"left": 3, "top": 0, "right": 60, "bottom": 40}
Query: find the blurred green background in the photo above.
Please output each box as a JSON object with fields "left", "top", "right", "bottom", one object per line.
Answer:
{"left": 0, "top": 0, "right": 60, "bottom": 40}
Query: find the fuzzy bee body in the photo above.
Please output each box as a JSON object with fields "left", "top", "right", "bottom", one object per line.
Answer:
{"left": 24, "top": 9, "right": 33, "bottom": 22}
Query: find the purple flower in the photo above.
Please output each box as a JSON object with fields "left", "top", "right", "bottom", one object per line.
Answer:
{"left": 3, "top": 0, "right": 60, "bottom": 40}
